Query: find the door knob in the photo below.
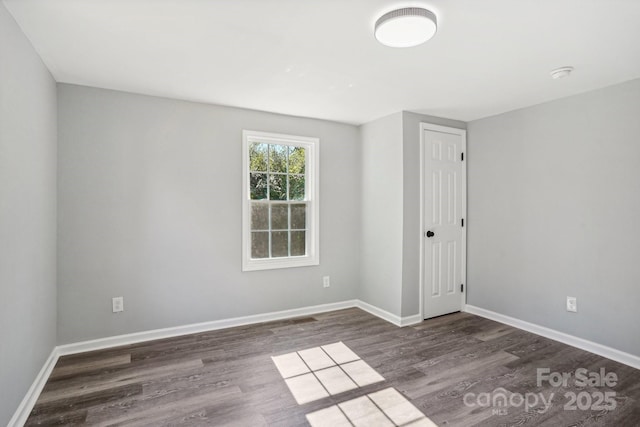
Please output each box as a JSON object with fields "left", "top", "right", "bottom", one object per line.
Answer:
{"left": 426, "top": 230, "right": 435, "bottom": 238}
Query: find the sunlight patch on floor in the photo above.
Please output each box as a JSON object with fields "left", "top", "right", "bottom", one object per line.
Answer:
{"left": 306, "top": 387, "right": 438, "bottom": 427}
{"left": 272, "top": 341, "right": 383, "bottom": 404}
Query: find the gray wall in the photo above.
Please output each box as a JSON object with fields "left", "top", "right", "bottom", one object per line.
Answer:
{"left": 467, "top": 78, "right": 640, "bottom": 357}
{"left": 0, "top": 4, "right": 58, "bottom": 425}
{"left": 359, "top": 113, "right": 404, "bottom": 315}
{"left": 401, "top": 112, "right": 466, "bottom": 317}
{"left": 57, "top": 84, "right": 361, "bottom": 344}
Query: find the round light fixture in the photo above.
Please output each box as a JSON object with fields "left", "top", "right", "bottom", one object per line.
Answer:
{"left": 550, "top": 66, "right": 574, "bottom": 79}
{"left": 374, "top": 7, "right": 438, "bottom": 48}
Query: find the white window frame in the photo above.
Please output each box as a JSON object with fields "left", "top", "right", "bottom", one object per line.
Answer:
{"left": 242, "top": 130, "right": 319, "bottom": 271}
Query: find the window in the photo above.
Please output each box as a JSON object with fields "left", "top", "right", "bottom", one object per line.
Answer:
{"left": 242, "top": 130, "right": 319, "bottom": 271}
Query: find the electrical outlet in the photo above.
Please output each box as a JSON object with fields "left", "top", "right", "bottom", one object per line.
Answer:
{"left": 566, "top": 296, "right": 577, "bottom": 313}
{"left": 112, "top": 296, "right": 124, "bottom": 313}
{"left": 323, "top": 276, "right": 330, "bottom": 288}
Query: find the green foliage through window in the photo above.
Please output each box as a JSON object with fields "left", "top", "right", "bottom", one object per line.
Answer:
{"left": 249, "top": 143, "right": 306, "bottom": 201}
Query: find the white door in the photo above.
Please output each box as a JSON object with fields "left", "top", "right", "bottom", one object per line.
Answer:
{"left": 421, "top": 124, "right": 466, "bottom": 319}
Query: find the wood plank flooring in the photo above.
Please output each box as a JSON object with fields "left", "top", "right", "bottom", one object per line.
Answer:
{"left": 25, "top": 309, "right": 640, "bottom": 426}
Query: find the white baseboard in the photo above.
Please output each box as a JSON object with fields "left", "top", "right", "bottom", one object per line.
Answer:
{"left": 57, "top": 300, "right": 359, "bottom": 356}
{"left": 356, "top": 300, "right": 402, "bottom": 325}
{"left": 464, "top": 304, "right": 640, "bottom": 370}
{"left": 58, "top": 299, "right": 419, "bottom": 357}
{"left": 355, "top": 300, "right": 422, "bottom": 327}
{"left": 8, "top": 348, "right": 60, "bottom": 427}
{"left": 399, "top": 314, "right": 423, "bottom": 327}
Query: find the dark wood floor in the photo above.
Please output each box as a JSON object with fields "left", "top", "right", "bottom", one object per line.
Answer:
{"left": 26, "top": 308, "right": 640, "bottom": 426}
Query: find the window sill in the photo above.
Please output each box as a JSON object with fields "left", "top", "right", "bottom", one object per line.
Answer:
{"left": 242, "top": 256, "right": 319, "bottom": 272}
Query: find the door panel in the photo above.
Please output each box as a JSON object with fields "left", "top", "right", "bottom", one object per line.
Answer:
{"left": 423, "top": 126, "right": 466, "bottom": 319}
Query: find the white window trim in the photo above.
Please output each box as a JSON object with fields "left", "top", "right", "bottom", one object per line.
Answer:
{"left": 242, "top": 130, "right": 319, "bottom": 271}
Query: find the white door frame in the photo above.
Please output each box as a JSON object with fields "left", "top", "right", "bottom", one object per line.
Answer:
{"left": 419, "top": 122, "right": 467, "bottom": 320}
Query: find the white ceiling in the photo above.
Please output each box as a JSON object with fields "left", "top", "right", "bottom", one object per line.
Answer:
{"left": 4, "top": 0, "right": 640, "bottom": 125}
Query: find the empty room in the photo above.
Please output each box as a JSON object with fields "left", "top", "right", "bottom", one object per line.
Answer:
{"left": 2, "top": 0, "right": 640, "bottom": 426}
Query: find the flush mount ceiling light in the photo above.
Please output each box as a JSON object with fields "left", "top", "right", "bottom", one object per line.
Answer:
{"left": 375, "top": 7, "right": 438, "bottom": 48}
{"left": 550, "top": 66, "right": 574, "bottom": 79}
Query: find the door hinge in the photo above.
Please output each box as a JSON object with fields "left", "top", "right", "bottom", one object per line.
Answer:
{"left": 461, "top": 284, "right": 464, "bottom": 293}
{"left": 461, "top": 152, "right": 464, "bottom": 161}
{"left": 461, "top": 218, "right": 464, "bottom": 227}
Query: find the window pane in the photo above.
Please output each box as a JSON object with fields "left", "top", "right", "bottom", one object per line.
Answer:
{"left": 251, "top": 232, "right": 269, "bottom": 258}
{"left": 269, "top": 144, "right": 288, "bottom": 173}
{"left": 271, "top": 204, "right": 288, "bottom": 230}
{"left": 291, "top": 204, "right": 306, "bottom": 229}
{"left": 250, "top": 173, "right": 268, "bottom": 200}
{"left": 291, "top": 231, "right": 306, "bottom": 256}
{"left": 271, "top": 231, "right": 289, "bottom": 257}
{"left": 289, "top": 146, "right": 305, "bottom": 174}
{"left": 289, "top": 175, "right": 305, "bottom": 200}
{"left": 251, "top": 203, "right": 268, "bottom": 230}
{"left": 249, "top": 143, "right": 268, "bottom": 172}
{"left": 269, "top": 174, "right": 287, "bottom": 200}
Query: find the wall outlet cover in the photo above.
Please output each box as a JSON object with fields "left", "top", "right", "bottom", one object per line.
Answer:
{"left": 322, "top": 276, "right": 330, "bottom": 288}
{"left": 112, "top": 296, "right": 124, "bottom": 313}
{"left": 566, "top": 296, "right": 577, "bottom": 313}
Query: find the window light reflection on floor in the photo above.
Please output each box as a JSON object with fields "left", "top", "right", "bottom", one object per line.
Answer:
{"left": 271, "top": 341, "right": 383, "bottom": 404}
